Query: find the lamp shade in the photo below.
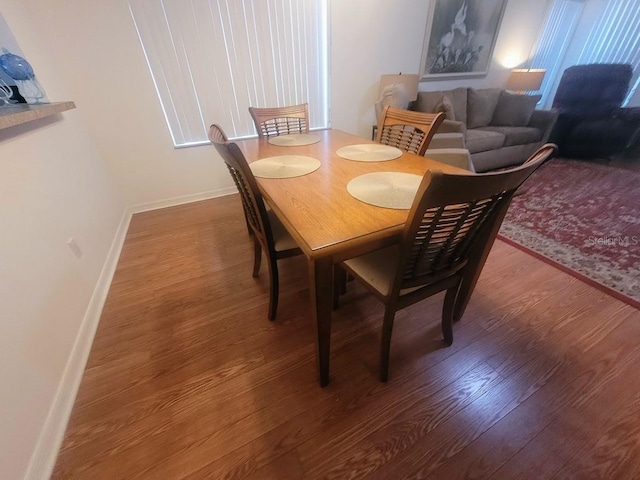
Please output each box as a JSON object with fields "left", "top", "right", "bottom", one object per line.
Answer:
{"left": 378, "top": 73, "right": 419, "bottom": 101}
{"left": 505, "top": 69, "right": 546, "bottom": 92}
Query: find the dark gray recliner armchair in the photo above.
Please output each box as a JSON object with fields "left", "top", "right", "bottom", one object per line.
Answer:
{"left": 550, "top": 63, "right": 640, "bottom": 159}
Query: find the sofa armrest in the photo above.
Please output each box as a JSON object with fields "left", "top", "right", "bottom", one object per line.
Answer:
{"left": 528, "top": 109, "right": 559, "bottom": 143}
{"left": 425, "top": 148, "right": 475, "bottom": 172}
{"left": 429, "top": 133, "right": 466, "bottom": 149}
{"left": 436, "top": 119, "right": 466, "bottom": 135}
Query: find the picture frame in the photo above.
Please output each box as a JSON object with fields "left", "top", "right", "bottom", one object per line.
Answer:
{"left": 419, "top": 0, "right": 507, "bottom": 80}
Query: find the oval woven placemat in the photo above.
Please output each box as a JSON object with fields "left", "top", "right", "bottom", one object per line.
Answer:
{"left": 250, "top": 155, "right": 321, "bottom": 178}
{"left": 336, "top": 144, "right": 403, "bottom": 162}
{"left": 347, "top": 172, "right": 422, "bottom": 209}
{"left": 267, "top": 133, "right": 321, "bottom": 146}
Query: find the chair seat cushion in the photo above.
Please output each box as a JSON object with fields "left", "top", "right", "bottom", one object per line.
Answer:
{"left": 343, "top": 246, "right": 399, "bottom": 297}
{"left": 343, "top": 245, "right": 425, "bottom": 297}
{"left": 475, "top": 126, "right": 542, "bottom": 147}
{"left": 267, "top": 209, "right": 298, "bottom": 252}
{"left": 465, "top": 129, "right": 505, "bottom": 153}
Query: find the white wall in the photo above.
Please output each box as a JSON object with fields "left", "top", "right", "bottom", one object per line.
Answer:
{"left": 3, "top": 0, "right": 551, "bottom": 208}
{"left": 16, "top": 0, "right": 235, "bottom": 210}
{"left": 331, "top": 0, "right": 549, "bottom": 139}
{"left": 0, "top": 0, "right": 551, "bottom": 478}
{"left": 0, "top": 2, "right": 125, "bottom": 479}
{"left": 329, "top": 0, "right": 431, "bottom": 137}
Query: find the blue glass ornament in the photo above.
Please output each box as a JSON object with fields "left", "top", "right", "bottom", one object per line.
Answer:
{"left": 0, "top": 48, "right": 35, "bottom": 81}
{"left": 0, "top": 48, "right": 46, "bottom": 104}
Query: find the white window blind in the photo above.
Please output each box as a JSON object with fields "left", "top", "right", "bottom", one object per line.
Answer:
{"left": 529, "top": 0, "right": 585, "bottom": 108}
{"left": 129, "top": 0, "right": 330, "bottom": 147}
{"left": 577, "top": 0, "right": 640, "bottom": 105}
{"left": 531, "top": 0, "right": 640, "bottom": 108}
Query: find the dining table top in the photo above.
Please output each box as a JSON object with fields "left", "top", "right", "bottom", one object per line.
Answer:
{"left": 236, "top": 128, "right": 469, "bottom": 260}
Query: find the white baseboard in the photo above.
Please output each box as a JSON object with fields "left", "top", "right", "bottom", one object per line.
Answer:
{"left": 24, "top": 186, "right": 238, "bottom": 479}
{"left": 128, "top": 187, "right": 237, "bottom": 214}
{"left": 24, "top": 208, "right": 132, "bottom": 480}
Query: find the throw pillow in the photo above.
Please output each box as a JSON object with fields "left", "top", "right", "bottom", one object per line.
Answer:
{"left": 467, "top": 88, "right": 501, "bottom": 128}
{"left": 448, "top": 88, "right": 468, "bottom": 125}
{"left": 491, "top": 92, "right": 541, "bottom": 127}
{"left": 434, "top": 95, "right": 455, "bottom": 121}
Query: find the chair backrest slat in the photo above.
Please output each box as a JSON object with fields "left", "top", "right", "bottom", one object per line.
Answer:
{"left": 249, "top": 104, "right": 310, "bottom": 138}
{"left": 226, "top": 163, "right": 262, "bottom": 234}
{"left": 396, "top": 144, "right": 557, "bottom": 291}
{"left": 377, "top": 106, "right": 445, "bottom": 156}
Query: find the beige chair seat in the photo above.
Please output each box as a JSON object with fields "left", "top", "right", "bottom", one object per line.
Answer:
{"left": 343, "top": 245, "right": 423, "bottom": 297}
{"left": 267, "top": 209, "right": 298, "bottom": 252}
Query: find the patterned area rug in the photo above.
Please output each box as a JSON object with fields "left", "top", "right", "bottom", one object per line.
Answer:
{"left": 499, "top": 158, "right": 640, "bottom": 308}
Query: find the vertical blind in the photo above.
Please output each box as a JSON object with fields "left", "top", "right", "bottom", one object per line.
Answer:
{"left": 529, "top": 0, "right": 585, "bottom": 108}
{"left": 531, "top": 0, "right": 640, "bottom": 108}
{"left": 576, "top": 0, "right": 640, "bottom": 105}
{"left": 129, "top": 0, "right": 330, "bottom": 147}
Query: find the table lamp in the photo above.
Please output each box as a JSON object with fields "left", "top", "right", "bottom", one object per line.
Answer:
{"left": 505, "top": 69, "right": 546, "bottom": 94}
{"left": 375, "top": 73, "right": 419, "bottom": 121}
{"left": 378, "top": 73, "right": 419, "bottom": 101}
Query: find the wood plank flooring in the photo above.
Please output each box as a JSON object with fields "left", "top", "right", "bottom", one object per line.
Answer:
{"left": 52, "top": 194, "right": 640, "bottom": 479}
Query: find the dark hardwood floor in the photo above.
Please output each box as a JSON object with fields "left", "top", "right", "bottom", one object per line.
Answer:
{"left": 52, "top": 194, "right": 640, "bottom": 479}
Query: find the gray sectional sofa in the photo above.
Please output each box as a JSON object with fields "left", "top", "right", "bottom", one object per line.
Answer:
{"left": 412, "top": 87, "right": 558, "bottom": 172}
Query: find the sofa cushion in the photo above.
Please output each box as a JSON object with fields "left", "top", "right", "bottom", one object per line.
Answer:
{"left": 491, "top": 92, "right": 541, "bottom": 126}
{"left": 467, "top": 88, "right": 501, "bottom": 128}
{"left": 475, "top": 126, "right": 542, "bottom": 147}
{"left": 465, "top": 129, "right": 505, "bottom": 153}
{"left": 415, "top": 88, "right": 468, "bottom": 124}
{"left": 414, "top": 91, "right": 444, "bottom": 115}
{"left": 435, "top": 95, "right": 455, "bottom": 120}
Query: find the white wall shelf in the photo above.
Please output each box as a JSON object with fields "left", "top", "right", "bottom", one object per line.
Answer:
{"left": 0, "top": 101, "right": 76, "bottom": 130}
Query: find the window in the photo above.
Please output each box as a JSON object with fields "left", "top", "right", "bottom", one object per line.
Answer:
{"left": 528, "top": 0, "right": 585, "bottom": 108}
{"left": 129, "top": 0, "right": 330, "bottom": 147}
{"left": 531, "top": 0, "right": 640, "bottom": 108}
{"left": 576, "top": 0, "right": 640, "bottom": 105}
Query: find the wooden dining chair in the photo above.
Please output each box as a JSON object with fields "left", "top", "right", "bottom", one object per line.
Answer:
{"left": 208, "top": 124, "right": 302, "bottom": 320}
{"left": 376, "top": 106, "right": 445, "bottom": 156}
{"left": 248, "top": 103, "right": 310, "bottom": 138}
{"left": 208, "top": 124, "right": 254, "bottom": 237}
{"left": 336, "top": 143, "right": 557, "bottom": 381}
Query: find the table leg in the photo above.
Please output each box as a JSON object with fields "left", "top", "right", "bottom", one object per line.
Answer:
{"left": 308, "top": 256, "right": 334, "bottom": 387}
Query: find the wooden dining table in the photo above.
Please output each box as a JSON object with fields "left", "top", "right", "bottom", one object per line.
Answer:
{"left": 236, "top": 129, "right": 470, "bottom": 386}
